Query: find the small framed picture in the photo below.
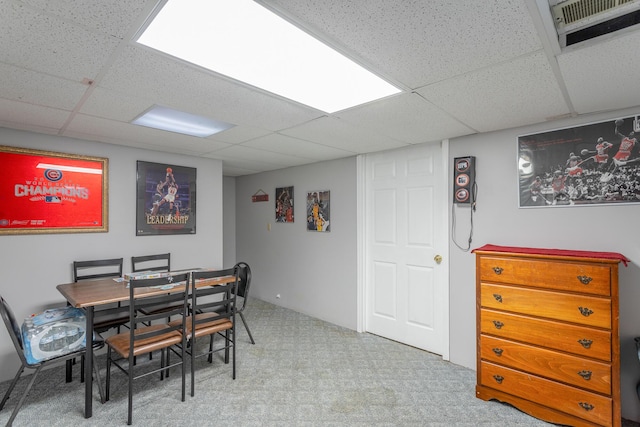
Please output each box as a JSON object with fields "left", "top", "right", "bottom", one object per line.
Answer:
{"left": 275, "top": 186, "right": 294, "bottom": 223}
{"left": 306, "top": 190, "right": 330, "bottom": 232}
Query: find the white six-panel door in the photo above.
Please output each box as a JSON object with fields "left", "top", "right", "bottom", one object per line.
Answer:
{"left": 363, "top": 142, "right": 448, "bottom": 356}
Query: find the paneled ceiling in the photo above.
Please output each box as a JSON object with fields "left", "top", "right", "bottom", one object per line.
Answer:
{"left": 2, "top": 0, "right": 640, "bottom": 176}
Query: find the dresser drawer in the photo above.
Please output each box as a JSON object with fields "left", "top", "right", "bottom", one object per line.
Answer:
{"left": 481, "top": 283, "right": 611, "bottom": 328}
{"left": 480, "top": 361, "right": 612, "bottom": 426}
{"left": 480, "top": 309, "right": 611, "bottom": 361}
{"left": 479, "top": 256, "right": 611, "bottom": 296}
{"left": 481, "top": 335, "right": 611, "bottom": 394}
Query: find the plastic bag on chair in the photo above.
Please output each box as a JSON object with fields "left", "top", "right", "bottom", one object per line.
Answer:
{"left": 21, "top": 307, "right": 88, "bottom": 364}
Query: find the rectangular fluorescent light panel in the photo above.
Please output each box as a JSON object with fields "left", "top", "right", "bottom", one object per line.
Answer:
{"left": 136, "top": 0, "right": 400, "bottom": 113}
{"left": 132, "top": 105, "right": 235, "bottom": 137}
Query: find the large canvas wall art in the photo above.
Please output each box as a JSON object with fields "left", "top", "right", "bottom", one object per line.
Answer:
{"left": 518, "top": 115, "right": 639, "bottom": 208}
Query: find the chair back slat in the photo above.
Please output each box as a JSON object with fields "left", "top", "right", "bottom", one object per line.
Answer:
{"left": 131, "top": 253, "right": 171, "bottom": 273}
{"left": 127, "top": 272, "right": 189, "bottom": 343}
{"left": 74, "top": 258, "right": 123, "bottom": 282}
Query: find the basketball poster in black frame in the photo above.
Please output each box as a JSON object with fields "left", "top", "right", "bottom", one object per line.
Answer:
{"left": 518, "top": 114, "right": 640, "bottom": 208}
{"left": 136, "top": 161, "right": 196, "bottom": 235}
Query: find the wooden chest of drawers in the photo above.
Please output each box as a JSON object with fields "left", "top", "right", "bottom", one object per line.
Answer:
{"left": 474, "top": 245, "right": 626, "bottom": 427}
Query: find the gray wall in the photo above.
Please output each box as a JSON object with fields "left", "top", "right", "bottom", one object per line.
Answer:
{"left": 0, "top": 128, "right": 224, "bottom": 383}
{"left": 448, "top": 107, "right": 640, "bottom": 422}
{"left": 235, "top": 157, "right": 358, "bottom": 330}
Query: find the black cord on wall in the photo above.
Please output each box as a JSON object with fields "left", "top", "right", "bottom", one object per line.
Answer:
{"left": 452, "top": 181, "right": 477, "bottom": 252}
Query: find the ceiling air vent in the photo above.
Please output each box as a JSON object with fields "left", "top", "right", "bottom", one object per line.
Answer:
{"left": 551, "top": 0, "right": 640, "bottom": 47}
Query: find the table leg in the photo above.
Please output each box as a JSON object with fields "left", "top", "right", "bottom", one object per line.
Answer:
{"left": 84, "top": 306, "right": 94, "bottom": 418}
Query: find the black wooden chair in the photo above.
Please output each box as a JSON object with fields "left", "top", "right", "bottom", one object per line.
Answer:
{"left": 104, "top": 272, "right": 189, "bottom": 425}
{"left": 172, "top": 267, "right": 237, "bottom": 397}
{"left": 234, "top": 262, "right": 255, "bottom": 344}
{"left": 0, "top": 296, "right": 104, "bottom": 426}
{"left": 66, "top": 258, "right": 129, "bottom": 383}
{"left": 74, "top": 258, "right": 130, "bottom": 334}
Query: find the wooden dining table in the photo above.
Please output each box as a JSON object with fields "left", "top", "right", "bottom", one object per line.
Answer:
{"left": 56, "top": 271, "right": 238, "bottom": 418}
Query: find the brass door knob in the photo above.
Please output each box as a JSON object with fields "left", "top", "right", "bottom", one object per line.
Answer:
{"left": 434, "top": 254, "right": 442, "bottom": 264}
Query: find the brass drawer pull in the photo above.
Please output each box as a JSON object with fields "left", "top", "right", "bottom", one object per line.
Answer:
{"left": 492, "top": 267, "right": 503, "bottom": 275}
{"left": 493, "top": 375, "right": 504, "bottom": 384}
{"left": 578, "top": 339, "right": 593, "bottom": 349}
{"left": 492, "top": 294, "right": 502, "bottom": 303}
{"left": 579, "top": 402, "right": 594, "bottom": 411}
{"left": 577, "top": 370, "right": 592, "bottom": 380}
{"left": 578, "top": 306, "right": 594, "bottom": 317}
{"left": 577, "top": 275, "right": 593, "bottom": 285}
{"left": 492, "top": 348, "right": 503, "bottom": 356}
{"left": 492, "top": 320, "right": 504, "bottom": 329}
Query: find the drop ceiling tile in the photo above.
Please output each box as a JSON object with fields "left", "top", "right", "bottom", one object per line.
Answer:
{"left": 210, "top": 144, "right": 317, "bottom": 168}
{"left": 336, "top": 92, "right": 475, "bottom": 144}
{"left": 78, "top": 86, "right": 155, "bottom": 121}
{"left": 220, "top": 164, "right": 261, "bottom": 177}
{"left": 0, "top": 0, "right": 121, "bottom": 81}
{"left": 64, "top": 114, "right": 231, "bottom": 155}
{"left": 0, "top": 99, "right": 71, "bottom": 132}
{"left": 264, "top": 0, "right": 542, "bottom": 88}
{"left": 201, "top": 154, "right": 268, "bottom": 174}
{"left": 19, "top": 0, "right": 156, "bottom": 39}
{"left": 0, "top": 63, "right": 88, "bottom": 110}
{"left": 242, "top": 132, "right": 355, "bottom": 161}
{"left": 98, "top": 45, "right": 323, "bottom": 131}
{"left": 210, "top": 126, "right": 273, "bottom": 145}
{"left": 280, "top": 116, "right": 408, "bottom": 153}
{"left": 201, "top": 146, "right": 303, "bottom": 172}
{"left": 557, "top": 31, "right": 640, "bottom": 114}
{"left": 417, "top": 50, "right": 570, "bottom": 132}
{"left": 83, "top": 89, "right": 270, "bottom": 148}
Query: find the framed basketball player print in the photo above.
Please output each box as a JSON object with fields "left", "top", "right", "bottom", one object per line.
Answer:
{"left": 306, "top": 190, "right": 330, "bottom": 232}
{"left": 518, "top": 114, "right": 640, "bottom": 208}
{"left": 0, "top": 146, "right": 108, "bottom": 235}
{"left": 136, "top": 161, "right": 196, "bottom": 235}
{"left": 275, "top": 186, "right": 294, "bottom": 223}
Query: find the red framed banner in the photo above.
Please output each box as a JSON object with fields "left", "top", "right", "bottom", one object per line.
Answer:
{"left": 0, "top": 146, "right": 108, "bottom": 234}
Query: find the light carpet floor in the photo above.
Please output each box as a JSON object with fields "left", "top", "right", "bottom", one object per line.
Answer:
{"left": 1, "top": 298, "right": 637, "bottom": 426}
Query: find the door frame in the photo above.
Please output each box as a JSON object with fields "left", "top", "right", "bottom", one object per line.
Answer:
{"left": 356, "top": 139, "right": 450, "bottom": 361}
